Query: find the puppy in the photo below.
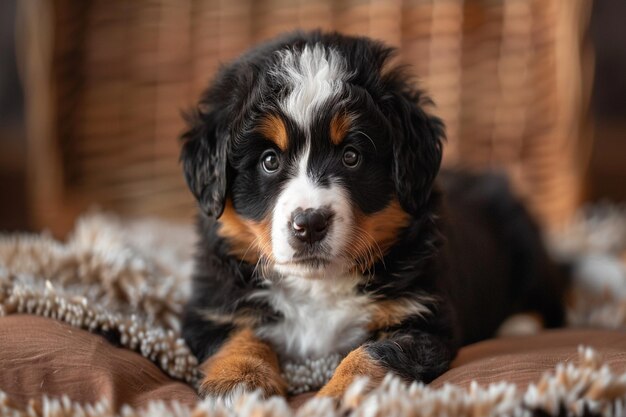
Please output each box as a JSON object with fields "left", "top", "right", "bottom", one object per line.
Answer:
{"left": 180, "top": 31, "right": 567, "bottom": 402}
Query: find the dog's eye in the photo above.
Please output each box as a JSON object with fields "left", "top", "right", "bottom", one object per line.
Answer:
{"left": 261, "top": 150, "right": 280, "bottom": 173}
{"left": 342, "top": 147, "right": 361, "bottom": 168}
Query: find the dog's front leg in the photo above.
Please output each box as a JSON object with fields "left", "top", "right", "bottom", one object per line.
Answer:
{"left": 199, "top": 328, "right": 286, "bottom": 403}
{"left": 317, "top": 330, "right": 455, "bottom": 400}
{"left": 316, "top": 346, "right": 386, "bottom": 398}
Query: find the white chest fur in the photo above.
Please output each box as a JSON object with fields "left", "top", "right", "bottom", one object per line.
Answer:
{"left": 253, "top": 275, "right": 371, "bottom": 360}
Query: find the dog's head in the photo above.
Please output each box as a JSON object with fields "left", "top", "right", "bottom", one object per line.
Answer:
{"left": 181, "top": 32, "right": 444, "bottom": 279}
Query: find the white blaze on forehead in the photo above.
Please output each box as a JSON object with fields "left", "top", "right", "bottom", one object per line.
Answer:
{"left": 272, "top": 43, "right": 349, "bottom": 129}
{"left": 269, "top": 44, "right": 352, "bottom": 273}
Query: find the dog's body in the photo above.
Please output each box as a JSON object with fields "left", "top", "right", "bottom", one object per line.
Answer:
{"left": 180, "top": 31, "right": 566, "bottom": 402}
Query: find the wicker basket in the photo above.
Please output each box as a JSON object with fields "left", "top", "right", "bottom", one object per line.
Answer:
{"left": 19, "top": 0, "right": 591, "bottom": 235}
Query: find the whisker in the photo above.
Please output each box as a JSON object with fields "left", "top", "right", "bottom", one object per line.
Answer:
{"left": 345, "top": 228, "right": 376, "bottom": 274}
{"left": 355, "top": 130, "right": 377, "bottom": 153}
{"left": 239, "top": 235, "right": 263, "bottom": 268}
{"left": 355, "top": 225, "right": 387, "bottom": 270}
{"left": 345, "top": 223, "right": 388, "bottom": 274}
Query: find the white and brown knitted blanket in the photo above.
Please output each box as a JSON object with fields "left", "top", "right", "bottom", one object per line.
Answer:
{"left": 1, "top": 205, "right": 626, "bottom": 417}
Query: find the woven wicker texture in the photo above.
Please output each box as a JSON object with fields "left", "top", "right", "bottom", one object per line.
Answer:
{"left": 27, "top": 0, "right": 589, "bottom": 232}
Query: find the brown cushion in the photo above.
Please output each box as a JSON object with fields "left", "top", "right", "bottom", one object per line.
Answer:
{"left": 2, "top": 315, "right": 626, "bottom": 410}
{"left": 431, "top": 328, "right": 626, "bottom": 389}
{"left": 0, "top": 315, "right": 198, "bottom": 410}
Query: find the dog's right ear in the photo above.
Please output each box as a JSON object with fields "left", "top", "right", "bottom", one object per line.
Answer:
{"left": 180, "top": 109, "right": 228, "bottom": 218}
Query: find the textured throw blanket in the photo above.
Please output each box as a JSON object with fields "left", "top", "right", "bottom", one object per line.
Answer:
{"left": 1, "top": 205, "right": 626, "bottom": 416}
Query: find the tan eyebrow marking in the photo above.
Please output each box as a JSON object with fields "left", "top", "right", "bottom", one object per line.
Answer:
{"left": 257, "top": 114, "right": 289, "bottom": 151}
{"left": 330, "top": 112, "right": 353, "bottom": 145}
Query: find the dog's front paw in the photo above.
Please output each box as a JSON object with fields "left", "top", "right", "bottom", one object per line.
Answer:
{"left": 201, "top": 382, "right": 254, "bottom": 407}
{"left": 199, "top": 349, "right": 287, "bottom": 405}
{"left": 316, "top": 347, "right": 386, "bottom": 401}
{"left": 198, "top": 328, "right": 287, "bottom": 405}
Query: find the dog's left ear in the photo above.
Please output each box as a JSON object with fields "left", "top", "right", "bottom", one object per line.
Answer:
{"left": 180, "top": 109, "right": 229, "bottom": 218}
{"left": 385, "top": 89, "right": 445, "bottom": 216}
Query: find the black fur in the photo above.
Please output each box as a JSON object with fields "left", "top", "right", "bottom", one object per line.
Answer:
{"left": 180, "top": 31, "right": 567, "bottom": 388}
{"left": 181, "top": 108, "right": 229, "bottom": 218}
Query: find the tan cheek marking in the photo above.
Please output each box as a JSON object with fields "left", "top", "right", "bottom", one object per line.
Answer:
{"left": 199, "top": 328, "right": 286, "bottom": 397}
{"left": 330, "top": 112, "right": 352, "bottom": 145}
{"left": 347, "top": 199, "right": 410, "bottom": 272}
{"left": 358, "top": 199, "right": 410, "bottom": 248}
{"left": 217, "top": 199, "right": 273, "bottom": 263}
{"left": 258, "top": 114, "right": 288, "bottom": 151}
{"left": 367, "top": 298, "right": 433, "bottom": 332}
{"left": 317, "top": 347, "right": 386, "bottom": 399}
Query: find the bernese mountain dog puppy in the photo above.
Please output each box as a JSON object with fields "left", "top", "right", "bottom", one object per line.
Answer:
{"left": 180, "top": 31, "right": 567, "bottom": 402}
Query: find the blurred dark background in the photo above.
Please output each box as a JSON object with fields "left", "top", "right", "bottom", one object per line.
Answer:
{"left": 587, "top": 0, "right": 626, "bottom": 203}
{"left": 0, "top": 0, "right": 623, "bottom": 237}
{"left": 0, "top": 0, "right": 26, "bottom": 231}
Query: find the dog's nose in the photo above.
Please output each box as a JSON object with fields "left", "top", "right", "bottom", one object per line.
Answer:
{"left": 291, "top": 208, "right": 331, "bottom": 244}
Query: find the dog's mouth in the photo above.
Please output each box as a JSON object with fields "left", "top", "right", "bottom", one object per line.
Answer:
{"left": 276, "top": 256, "right": 331, "bottom": 268}
{"left": 296, "top": 256, "right": 332, "bottom": 268}
{"left": 273, "top": 255, "right": 340, "bottom": 278}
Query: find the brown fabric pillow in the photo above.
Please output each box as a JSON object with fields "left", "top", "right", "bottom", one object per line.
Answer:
{"left": 0, "top": 315, "right": 198, "bottom": 410}
{"left": 431, "top": 328, "right": 626, "bottom": 389}
{"left": 2, "top": 315, "right": 626, "bottom": 411}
